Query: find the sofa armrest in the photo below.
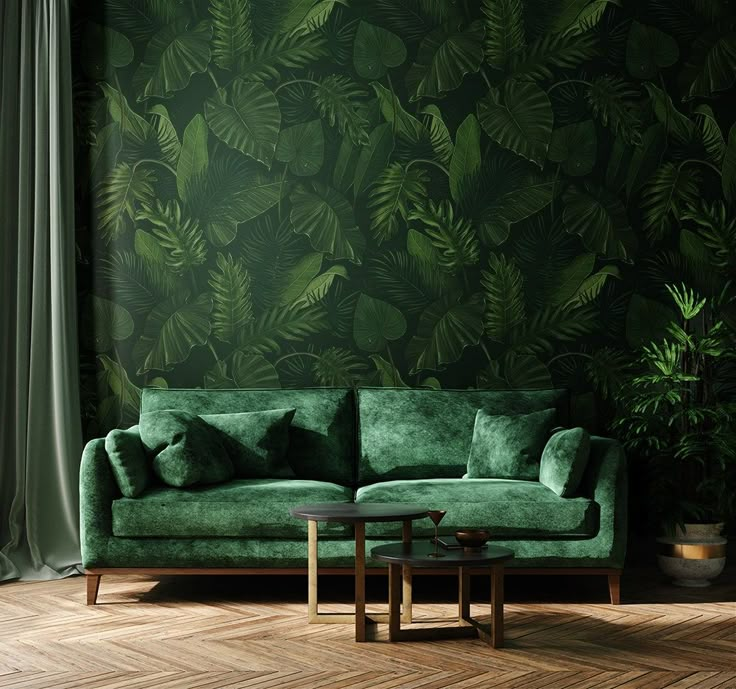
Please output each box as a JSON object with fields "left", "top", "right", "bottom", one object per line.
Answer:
{"left": 79, "top": 438, "right": 119, "bottom": 568}
{"left": 580, "top": 436, "right": 628, "bottom": 567}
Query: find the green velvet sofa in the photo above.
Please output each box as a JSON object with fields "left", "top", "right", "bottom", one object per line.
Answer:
{"left": 80, "top": 387, "right": 627, "bottom": 604}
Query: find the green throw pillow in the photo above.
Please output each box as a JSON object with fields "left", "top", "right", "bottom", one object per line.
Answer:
{"left": 539, "top": 427, "right": 591, "bottom": 497}
{"left": 201, "top": 408, "right": 296, "bottom": 478}
{"left": 105, "top": 425, "right": 150, "bottom": 498}
{"left": 139, "top": 410, "right": 234, "bottom": 487}
{"left": 466, "top": 407, "right": 556, "bottom": 480}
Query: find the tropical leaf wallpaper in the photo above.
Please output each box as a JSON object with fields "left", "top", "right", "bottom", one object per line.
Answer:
{"left": 71, "top": 0, "right": 736, "bottom": 437}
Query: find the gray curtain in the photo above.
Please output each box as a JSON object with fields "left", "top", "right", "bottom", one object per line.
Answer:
{"left": 0, "top": 0, "right": 83, "bottom": 580}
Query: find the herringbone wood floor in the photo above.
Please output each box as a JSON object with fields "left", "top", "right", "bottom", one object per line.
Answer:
{"left": 0, "top": 569, "right": 734, "bottom": 689}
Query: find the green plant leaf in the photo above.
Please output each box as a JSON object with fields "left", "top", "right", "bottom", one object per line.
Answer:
{"left": 204, "top": 360, "right": 236, "bottom": 389}
{"left": 137, "top": 293, "right": 213, "bottom": 374}
{"left": 290, "top": 182, "right": 365, "bottom": 263}
{"left": 333, "top": 134, "right": 360, "bottom": 192}
{"left": 406, "top": 20, "right": 485, "bottom": 101}
{"left": 237, "top": 32, "right": 327, "bottom": 80}
{"left": 420, "top": 105, "right": 454, "bottom": 165}
{"left": 81, "top": 22, "right": 134, "bottom": 80}
{"left": 208, "top": 252, "right": 253, "bottom": 343}
{"left": 449, "top": 113, "right": 481, "bottom": 203}
{"left": 148, "top": 104, "right": 180, "bottom": 168}
{"left": 134, "top": 229, "right": 167, "bottom": 266}
{"left": 205, "top": 78, "right": 281, "bottom": 167}
{"left": 723, "top": 123, "right": 736, "bottom": 205}
{"left": 353, "top": 123, "right": 395, "bottom": 197}
{"left": 481, "top": 0, "right": 525, "bottom": 70}
{"left": 177, "top": 114, "right": 209, "bottom": 203}
{"left": 508, "top": 303, "right": 597, "bottom": 355}
{"left": 279, "top": 253, "right": 323, "bottom": 305}
{"left": 185, "top": 153, "right": 281, "bottom": 246}
{"left": 503, "top": 353, "right": 552, "bottom": 390}
{"left": 547, "top": 253, "right": 596, "bottom": 306}
{"left": 508, "top": 30, "right": 597, "bottom": 81}
{"left": 100, "top": 83, "right": 152, "bottom": 148}
{"left": 407, "top": 228, "right": 441, "bottom": 264}
{"left": 230, "top": 352, "right": 279, "bottom": 388}
{"left": 135, "top": 20, "right": 212, "bottom": 100}
{"left": 406, "top": 292, "right": 484, "bottom": 373}
{"left": 641, "top": 162, "right": 701, "bottom": 242}
{"left": 695, "top": 105, "right": 726, "bottom": 165}
{"left": 295, "top": 265, "right": 349, "bottom": 305}
{"left": 548, "top": 0, "right": 620, "bottom": 34}
{"left": 89, "top": 123, "right": 123, "bottom": 186}
{"left": 368, "top": 162, "right": 429, "bottom": 244}
{"left": 371, "top": 354, "right": 408, "bottom": 387}
{"left": 96, "top": 163, "right": 157, "bottom": 242}
{"left": 587, "top": 76, "right": 641, "bottom": 145}
{"left": 565, "top": 266, "right": 620, "bottom": 308}
{"left": 626, "top": 21, "right": 678, "bottom": 79}
{"left": 85, "top": 296, "right": 134, "bottom": 352}
{"left": 291, "top": 0, "right": 347, "bottom": 37}
{"left": 209, "top": 0, "right": 253, "bottom": 70}
{"left": 237, "top": 302, "right": 328, "bottom": 353}
{"left": 353, "top": 20, "right": 407, "bottom": 79}
{"left": 371, "top": 82, "right": 425, "bottom": 143}
{"left": 548, "top": 120, "right": 597, "bottom": 177}
{"left": 97, "top": 354, "right": 140, "bottom": 423}
{"left": 644, "top": 83, "right": 695, "bottom": 144}
{"left": 313, "top": 74, "right": 370, "bottom": 146}
{"left": 477, "top": 79, "right": 553, "bottom": 168}
{"left": 684, "top": 29, "right": 736, "bottom": 99}
{"left": 625, "top": 123, "right": 666, "bottom": 198}
{"left": 481, "top": 253, "right": 525, "bottom": 342}
{"left": 563, "top": 185, "right": 634, "bottom": 259}
{"left": 311, "top": 347, "right": 368, "bottom": 386}
{"left": 625, "top": 294, "right": 677, "bottom": 348}
{"left": 105, "top": 0, "right": 185, "bottom": 43}
{"left": 408, "top": 200, "right": 479, "bottom": 273}
{"left": 275, "top": 119, "right": 325, "bottom": 176}
{"left": 353, "top": 293, "right": 407, "bottom": 352}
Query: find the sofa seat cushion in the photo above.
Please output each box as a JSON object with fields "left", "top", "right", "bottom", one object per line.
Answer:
{"left": 112, "top": 479, "right": 353, "bottom": 538}
{"left": 356, "top": 479, "right": 598, "bottom": 539}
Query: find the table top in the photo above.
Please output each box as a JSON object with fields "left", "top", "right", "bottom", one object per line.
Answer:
{"left": 371, "top": 542, "right": 514, "bottom": 568}
{"left": 290, "top": 503, "right": 429, "bottom": 523}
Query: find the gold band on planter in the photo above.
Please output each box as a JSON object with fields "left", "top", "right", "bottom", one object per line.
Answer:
{"left": 657, "top": 543, "right": 727, "bottom": 560}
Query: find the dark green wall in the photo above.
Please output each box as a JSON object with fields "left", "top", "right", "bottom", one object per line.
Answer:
{"left": 72, "top": 0, "right": 736, "bottom": 436}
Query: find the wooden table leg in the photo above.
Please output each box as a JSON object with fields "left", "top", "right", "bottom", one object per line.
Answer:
{"left": 458, "top": 567, "right": 470, "bottom": 624}
{"left": 388, "top": 563, "right": 401, "bottom": 640}
{"left": 86, "top": 574, "right": 101, "bottom": 606}
{"left": 491, "top": 565, "right": 504, "bottom": 649}
{"left": 355, "top": 521, "right": 367, "bottom": 642}
{"left": 307, "top": 520, "right": 319, "bottom": 622}
{"left": 401, "top": 520, "right": 413, "bottom": 624}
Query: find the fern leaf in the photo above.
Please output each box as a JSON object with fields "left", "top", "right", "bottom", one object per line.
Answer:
{"left": 508, "top": 304, "right": 597, "bottom": 355}
{"left": 368, "top": 251, "right": 446, "bottom": 315}
{"left": 237, "top": 32, "right": 327, "bottom": 80}
{"left": 409, "top": 200, "right": 479, "bottom": 273}
{"left": 136, "top": 200, "right": 207, "bottom": 274}
{"left": 210, "top": 0, "right": 253, "bottom": 71}
{"left": 313, "top": 74, "right": 370, "bottom": 146}
{"left": 586, "top": 76, "right": 642, "bottom": 145}
{"left": 482, "top": 0, "right": 525, "bottom": 70}
{"left": 481, "top": 253, "right": 526, "bottom": 342}
{"left": 641, "top": 162, "right": 701, "bottom": 242}
{"left": 368, "top": 162, "right": 429, "bottom": 244}
{"left": 509, "top": 30, "right": 598, "bottom": 81}
{"left": 237, "top": 302, "right": 328, "bottom": 353}
{"left": 208, "top": 252, "right": 253, "bottom": 343}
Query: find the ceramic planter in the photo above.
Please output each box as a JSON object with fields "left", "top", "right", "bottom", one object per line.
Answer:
{"left": 657, "top": 523, "right": 727, "bottom": 587}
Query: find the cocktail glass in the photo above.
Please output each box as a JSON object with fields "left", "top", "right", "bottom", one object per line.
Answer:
{"left": 427, "top": 510, "right": 447, "bottom": 558}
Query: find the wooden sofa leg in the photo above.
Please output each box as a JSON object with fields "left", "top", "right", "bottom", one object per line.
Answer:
{"left": 608, "top": 573, "right": 621, "bottom": 605}
{"left": 86, "top": 574, "right": 101, "bottom": 605}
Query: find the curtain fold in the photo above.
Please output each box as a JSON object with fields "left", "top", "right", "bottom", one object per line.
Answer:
{"left": 0, "top": 0, "right": 83, "bottom": 580}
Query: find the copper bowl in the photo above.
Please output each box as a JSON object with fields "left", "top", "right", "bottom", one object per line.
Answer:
{"left": 455, "top": 529, "right": 491, "bottom": 550}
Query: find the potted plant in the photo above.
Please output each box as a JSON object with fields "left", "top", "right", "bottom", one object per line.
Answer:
{"left": 613, "top": 283, "right": 736, "bottom": 586}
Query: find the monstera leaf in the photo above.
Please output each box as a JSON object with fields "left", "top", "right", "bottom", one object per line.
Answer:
{"left": 684, "top": 29, "right": 736, "bottom": 99}
{"left": 477, "top": 80, "right": 553, "bottom": 168}
{"left": 276, "top": 120, "right": 324, "bottom": 176}
{"left": 81, "top": 22, "right": 134, "bottom": 79}
{"left": 177, "top": 114, "right": 209, "bottom": 202}
{"left": 135, "top": 20, "right": 212, "bottom": 100}
{"left": 205, "top": 79, "right": 281, "bottom": 167}
{"left": 406, "top": 292, "right": 484, "bottom": 373}
{"left": 368, "top": 162, "right": 429, "bottom": 243}
{"left": 626, "top": 21, "right": 678, "bottom": 79}
{"left": 563, "top": 186, "right": 634, "bottom": 260}
{"left": 313, "top": 75, "right": 370, "bottom": 146}
{"left": 290, "top": 183, "right": 365, "bottom": 263}
{"left": 406, "top": 21, "right": 485, "bottom": 101}
{"left": 481, "top": 0, "right": 525, "bottom": 70}
{"left": 449, "top": 114, "right": 481, "bottom": 203}
{"left": 209, "top": 0, "right": 253, "bottom": 70}
{"left": 96, "top": 163, "right": 157, "bottom": 242}
{"left": 353, "top": 21, "right": 407, "bottom": 78}
{"left": 136, "top": 293, "right": 213, "bottom": 374}
{"left": 353, "top": 123, "right": 394, "bottom": 197}
{"left": 353, "top": 293, "right": 407, "bottom": 352}
{"left": 548, "top": 120, "right": 597, "bottom": 177}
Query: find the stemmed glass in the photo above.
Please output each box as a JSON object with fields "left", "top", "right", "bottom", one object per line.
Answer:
{"left": 427, "top": 510, "right": 447, "bottom": 558}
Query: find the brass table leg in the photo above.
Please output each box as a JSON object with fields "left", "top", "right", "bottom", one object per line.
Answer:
{"left": 308, "top": 519, "right": 355, "bottom": 624}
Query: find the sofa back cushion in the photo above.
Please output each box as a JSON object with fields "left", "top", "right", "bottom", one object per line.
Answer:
{"left": 141, "top": 388, "right": 355, "bottom": 485}
{"left": 357, "top": 388, "right": 569, "bottom": 484}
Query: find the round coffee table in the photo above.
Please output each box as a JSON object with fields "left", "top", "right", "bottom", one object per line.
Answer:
{"left": 371, "top": 541, "right": 514, "bottom": 648}
{"left": 290, "top": 503, "right": 428, "bottom": 642}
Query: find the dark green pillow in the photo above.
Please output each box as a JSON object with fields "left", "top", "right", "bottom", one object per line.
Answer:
{"left": 466, "top": 407, "right": 556, "bottom": 480}
{"left": 139, "top": 410, "right": 234, "bottom": 487}
{"left": 539, "top": 427, "right": 591, "bottom": 497}
{"left": 105, "top": 425, "right": 150, "bottom": 497}
{"left": 201, "top": 408, "right": 296, "bottom": 478}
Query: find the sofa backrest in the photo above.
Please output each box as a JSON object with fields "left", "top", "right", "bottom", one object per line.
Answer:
{"left": 140, "top": 388, "right": 355, "bottom": 485}
{"left": 357, "top": 388, "right": 569, "bottom": 484}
